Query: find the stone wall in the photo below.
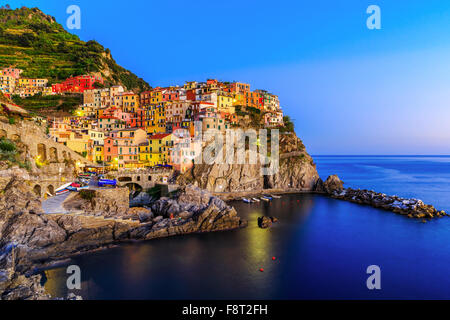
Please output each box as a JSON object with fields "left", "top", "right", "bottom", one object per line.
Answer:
{"left": 0, "top": 120, "right": 94, "bottom": 198}
{"left": 63, "top": 187, "right": 130, "bottom": 218}
{"left": 0, "top": 120, "right": 90, "bottom": 165}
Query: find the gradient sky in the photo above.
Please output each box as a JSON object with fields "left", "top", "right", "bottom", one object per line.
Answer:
{"left": 6, "top": 0, "right": 450, "bottom": 154}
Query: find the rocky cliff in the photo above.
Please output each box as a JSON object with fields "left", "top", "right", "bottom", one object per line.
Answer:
{"left": 0, "top": 178, "right": 246, "bottom": 299}
{"left": 177, "top": 132, "right": 320, "bottom": 194}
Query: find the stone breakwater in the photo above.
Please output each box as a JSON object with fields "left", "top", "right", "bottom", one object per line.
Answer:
{"left": 317, "top": 175, "right": 448, "bottom": 219}
{"left": 331, "top": 188, "right": 448, "bottom": 219}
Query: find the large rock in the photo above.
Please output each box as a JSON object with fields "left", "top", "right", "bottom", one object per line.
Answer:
{"left": 322, "top": 175, "right": 344, "bottom": 194}
{"left": 177, "top": 132, "right": 320, "bottom": 193}
{"left": 129, "top": 191, "right": 153, "bottom": 207}
{"left": 0, "top": 273, "right": 51, "bottom": 300}
{"left": 126, "top": 207, "right": 153, "bottom": 222}
{"left": 63, "top": 188, "right": 129, "bottom": 218}
{"left": 0, "top": 178, "right": 66, "bottom": 250}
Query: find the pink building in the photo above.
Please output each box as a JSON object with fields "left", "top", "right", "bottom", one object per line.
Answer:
{"left": 2, "top": 67, "right": 23, "bottom": 79}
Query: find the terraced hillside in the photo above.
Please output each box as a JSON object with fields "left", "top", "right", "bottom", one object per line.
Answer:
{"left": 0, "top": 6, "right": 150, "bottom": 92}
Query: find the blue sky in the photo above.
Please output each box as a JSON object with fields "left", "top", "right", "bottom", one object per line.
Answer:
{"left": 7, "top": 0, "right": 450, "bottom": 154}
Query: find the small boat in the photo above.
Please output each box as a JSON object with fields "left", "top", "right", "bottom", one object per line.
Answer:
{"left": 271, "top": 194, "right": 281, "bottom": 199}
{"left": 98, "top": 179, "right": 117, "bottom": 187}
{"left": 55, "top": 182, "right": 72, "bottom": 192}
{"left": 263, "top": 195, "right": 273, "bottom": 200}
{"left": 252, "top": 197, "right": 260, "bottom": 202}
{"left": 55, "top": 182, "right": 73, "bottom": 195}
{"left": 55, "top": 188, "right": 70, "bottom": 195}
{"left": 260, "top": 197, "right": 270, "bottom": 202}
{"left": 67, "top": 186, "right": 78, "bottom": 192}
{"left": 242, "top": 198, "right": 252, "bottom": 203}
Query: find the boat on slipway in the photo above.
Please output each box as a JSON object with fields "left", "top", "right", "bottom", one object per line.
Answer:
{"left": 55, "top": 182, "right": 72, "bottom": 195}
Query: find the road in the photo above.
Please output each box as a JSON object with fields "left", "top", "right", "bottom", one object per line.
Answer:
{"left": 42, "top": 192, "right": 71, "bottom": 214}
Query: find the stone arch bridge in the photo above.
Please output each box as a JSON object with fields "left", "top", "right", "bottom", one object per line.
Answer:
{"left": 109, "top": 168, "right": 174, "bottom": 191}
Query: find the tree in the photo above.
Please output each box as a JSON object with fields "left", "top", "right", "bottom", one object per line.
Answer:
{"left": 282, "top": 116, "right": 295, "bottom": 132}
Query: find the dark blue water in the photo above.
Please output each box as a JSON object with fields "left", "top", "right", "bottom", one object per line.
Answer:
{"left": 315, "top": 155, "right": 450, "bottom": 212}
{"left": 43, "top": 156, "right": 450, "bottom": 299}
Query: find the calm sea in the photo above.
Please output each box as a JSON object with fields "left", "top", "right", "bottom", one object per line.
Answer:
{"left": 43, "top": 156, "right": 450, "bottom": 299}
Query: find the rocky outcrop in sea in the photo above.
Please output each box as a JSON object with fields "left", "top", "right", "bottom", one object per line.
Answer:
{"left": 130, "top": 185, "right": 247, "bottom": 239}
{"left": 318, "top": 175, "right": 448, "bottom": 219}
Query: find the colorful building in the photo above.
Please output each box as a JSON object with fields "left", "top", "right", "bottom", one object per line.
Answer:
{"left": 17, "top": 78, "right": 48, "bottom": 88}
{"left": 110, "top": 128, "right": 147, "bottom": 169}
{"left": 52, "top": 75, "right": 104, "bottom": 93}
{"left": 66, "top": 131, "right": 94, "bottom": 161}
{"left": 98, "top": 116, "right": 126, "bottom": 131}
{"left": 264, "top": 111, "right": 284, "bottom": 127}
{"left": 147, "top": 104, "right": 166, "bottom": 134}
{"left": 0, "top": 74, "right": 15, "bottom": 94}
{"left": 147, "top": 133, "right": 173, "bottom": 166}
{"left": 121, "top": 92, "right": 140, "bottom": 113}
{"left": 104, "top": 137, "right": 118, "bottom": 163}
{"left": 1, "top": 67, "right": 23, "bottom": 79}
{"left": 94, "top": 145, "right": 104, "bottom": 163}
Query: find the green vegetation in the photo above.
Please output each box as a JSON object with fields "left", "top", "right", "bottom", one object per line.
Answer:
{"left": 0, "top": 7, "right": 150, "bottom": 92}
{"left": 0, "top": 137, "right": 30, "bottom": 169}
{"left": 12, "top": 93, "right": 82, "bottom": 113}
{"left": 80, "top": 189, "right": 96, "bottom": 201}
{"left": 280, "top": 115, "right": 295, "bottom": 133}
{"left": 0, "top": 138, "right": 16, "bottom": 152}
{"left": 235, "top": 105, "right": 263, "bottom": 128}
{"left": 146, "top": 185, "right": 162, "bottom": 199}
{"left": 12, "top": 94, "right": 83, "bottom": 113}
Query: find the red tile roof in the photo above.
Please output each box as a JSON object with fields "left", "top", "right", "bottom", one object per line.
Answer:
{"left": 149, "top": 133, "right": 171, "bottom": 140}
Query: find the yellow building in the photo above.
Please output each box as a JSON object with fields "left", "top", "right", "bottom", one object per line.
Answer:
{"left": 150, "top": 90, "right": 162, "bottom": 104}
{"left": 232, "top": 93, "right": 246, "bottom": 107}
{"left": 75, "top": 105, "right": 95, "bottom": 117}
{"left": 18, "top": 78, "right": 48, "bottom": 88}
{"left": 0, "top": 74, "right": 15, "bottom": 94}
{"left": 147, "top": 104, "right": 166, "bottom": 134}
{"left": 217, "top": 94, "right": 235, "bottom": 114}
{"left": 42, "top": 87, "right": 53, "bottom": 96}
{"left": 122, "top": 93, "right": 139, "bottom": 113}
{"left": 66, "top": 132, "right": 93, "bottom": 161}
{"left": 183, "top": 81, "right": 198, "bottom": 90}
{"left": 148, "top": 133, "right": 172, "bottom": 166}
{"left": 94, "top": 145, "right": 104, "bottom": 163}
{"left": 138, "top": 141, "right": 150, "bottom": 164}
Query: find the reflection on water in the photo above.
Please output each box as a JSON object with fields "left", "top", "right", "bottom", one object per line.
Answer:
{"left": 43, "top": 193, "right": 450, "bottom": 299}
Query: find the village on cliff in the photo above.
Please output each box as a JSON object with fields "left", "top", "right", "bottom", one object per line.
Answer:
{"left": 0, "top": 66, "right": 285, "bottom": 173}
